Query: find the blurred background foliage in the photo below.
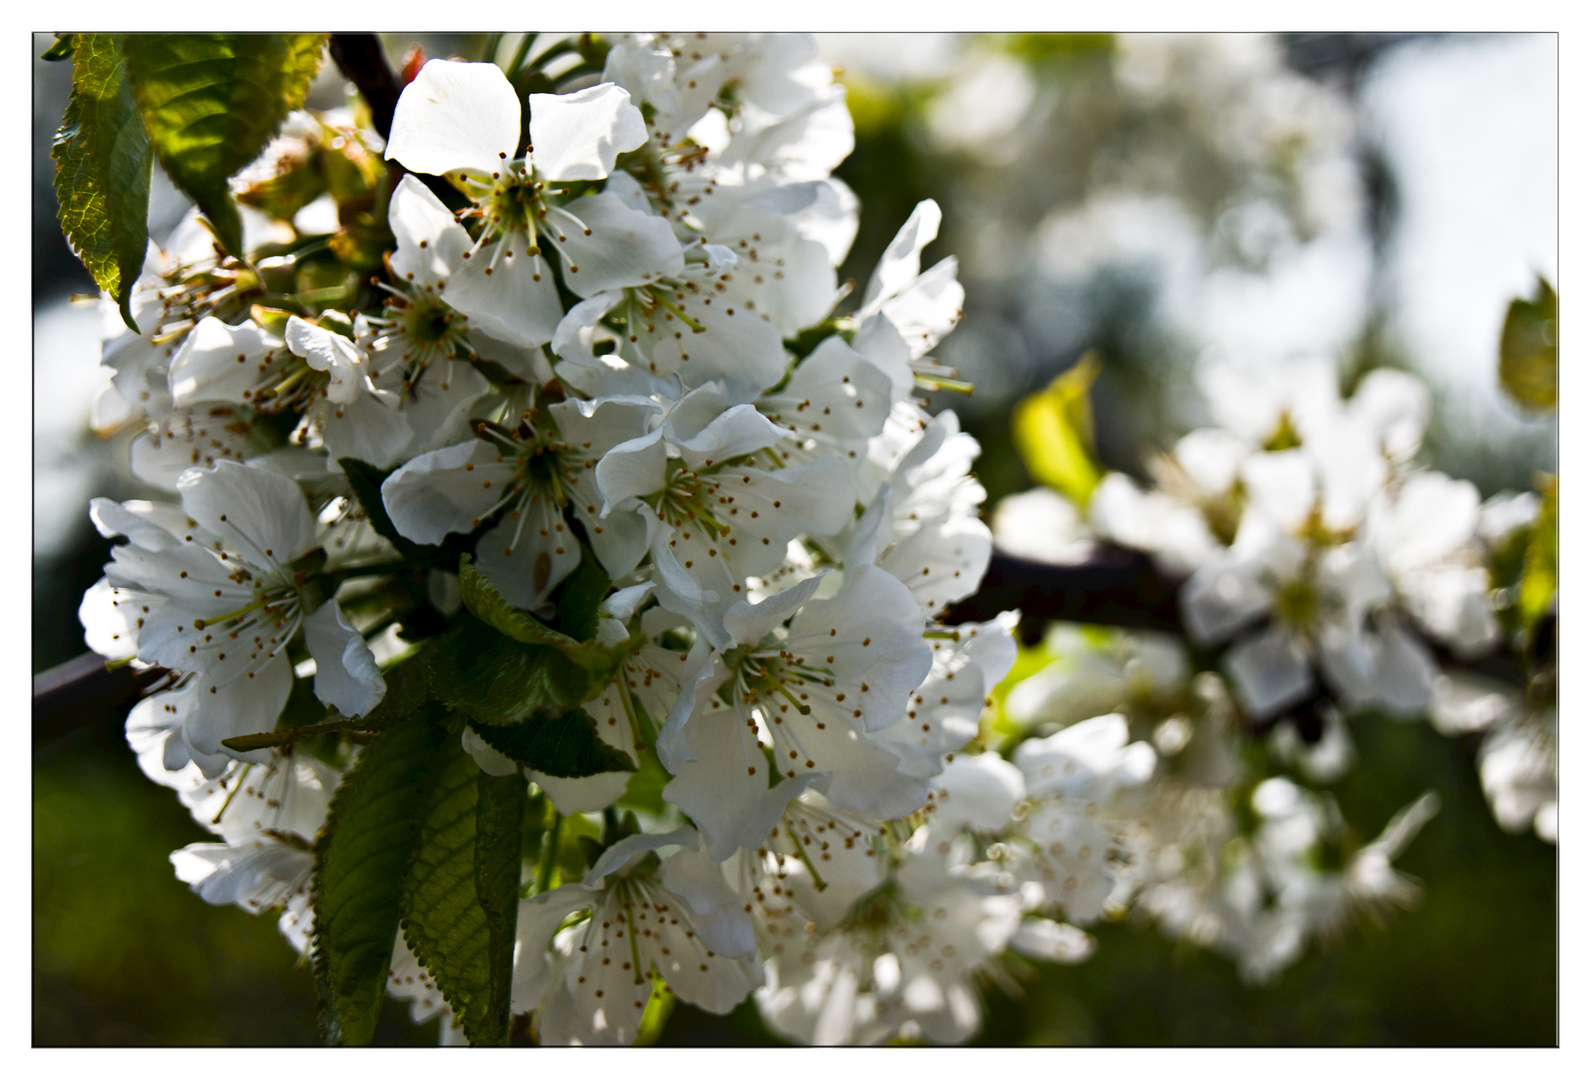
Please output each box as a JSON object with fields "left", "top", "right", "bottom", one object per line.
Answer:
{"left": 33, "top": 31, "right": 1555, "bottom": 1045}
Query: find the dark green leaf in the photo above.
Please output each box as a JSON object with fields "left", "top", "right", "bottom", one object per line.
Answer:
{"left": 311, "top": 708, "right": 449, "bottom": 1045}
{"left": 432, "top": 623, "right": 599, "bottom": 726}
{"left": 554, "top": 548, "right": 612, "bottom": 642}
{"left": 338, "top": 457, "right": 439, "bottom": 564}
{"left": 121, "top": 33, "right": 327, "bottom": 256}
{"left": 468, "top": 708, "right": 635, "bottom": 778}
{"left": 459, "top": 554, "right": 582, "bottom": 653}
{"left": 41, "top": 35, "right": 74, "bottom": 61}
{"left": 1499, "top": 276, "right": 1557, "bottom": 412}
{"left": 52, "top": 34, "right": 152, "bottom": 331}
{"left": 399, "top": 736, "right": 526, "bottom": 1047}
{"left": 459, "top": 553, "right": 637, "bottom": 676}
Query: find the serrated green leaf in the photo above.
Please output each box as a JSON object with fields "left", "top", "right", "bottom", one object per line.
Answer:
{"left": 432, "top": 621, "right": 612, "bottom": 726}
{"left": 459, "top": 554, "right": 583, "bottom": 653}
{"left": 458, "top": 555, "right": 638, "bottom": 676}
{"left": 121, "top": 33, "right": 327, "bottom": 256}
{"left": 52, "top": 34, "right": 152, "bottom": 331}
{"left": 468, "top": 708, "right": 636, "bottom": 777}
{"left": 1499, "top": 276, "right": 1557, "bottom": 412}
{"left": 338, "top": 457, "right": 440, "bottom": 565}
{"left": 311, "top": 708, "right": 450, "bottom": 1045}
{"left": 1013, "top": 352, "right": 1103, "bottom": 507}
{"left": 399, "top": 737, "right": 526, "bottom": 1047}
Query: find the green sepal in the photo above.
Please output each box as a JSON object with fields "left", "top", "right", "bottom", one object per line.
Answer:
{"left": 51, "top": 33, "right": 153, "bottom": 332}
{"left": 120, "top": 33, "right": 327, "bottom": 257}
{"left": 468, "top": 708, "right": 635, "bottom": 778}
{"left": 398, "top": 734, "right": 526, "bottom": 1047}
{"left": 310, "top": 706, "right": 451, "bottom": 1046}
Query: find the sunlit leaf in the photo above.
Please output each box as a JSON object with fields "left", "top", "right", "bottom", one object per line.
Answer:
{"left": 51, "top": 33, "right": 152, "bottom": 331}
{"left": 1012, "top": 352, "right": 1103, "bottom": 507}
{"left": 121, "top": 33, "right": 327, "bottom": 256}
{"left": 1499, "top": 275, "right": 1557, "bottom": 412}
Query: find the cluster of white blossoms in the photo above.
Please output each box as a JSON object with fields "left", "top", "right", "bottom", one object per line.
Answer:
{"left": 987, "top": 353, "right": 1556, "bottom": 978}
{"left": 74, "top": 34, "right": 1153, "bottom": 1046}
{"left": 68, "top": 33, "right": 1556, "bottom": 1042}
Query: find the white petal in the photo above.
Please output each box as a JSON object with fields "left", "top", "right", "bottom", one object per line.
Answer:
{"left": 176, "top": 460, "right": 315, "bottom": 570}
{"left": 302, "top": 600, "right": 386, "bottom": 718}
{"left": 380, "top": 440, "right": 507, "bottom": 544}
{"left": 544, "top": 194, "right": 684, "bottom": 297}
{"left": 528, "top": 83, "right": 648, "bottom": 181}
{"left": 168, "top": 317, "right": 279, "bottom": 407}
{"left": 285, "top": 316, "right": 369, "bottom": 405}
{"left": 386, "top": 59, "right": 519, "bottom": 177}
{"left": 387, "top": 174, "right": 472, "bottom": 285}
{"left": 441, "top": 247, "right": 564, "bottom": 348}
{"left": 861, "top": 199, "right": 940, "bottom": 314}
{"left": 1226, "top": 627, "right": 1315, "bottom": 719}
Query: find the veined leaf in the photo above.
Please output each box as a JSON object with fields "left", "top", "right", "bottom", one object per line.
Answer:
{"left": 399, "top": 736, "right": 526, "bottom": 1047}
{"left": 1013, "top": 353, "right": 1104, "bottom": 507}
{"left": 468, "top": 708, "right": 636, "bottom": 778}
{"left": 431, "top": 621, "right": 617, "bottom": 727}
{"left": 459, "top": 554, "right": 583, "bottom": 653}
{"left": 121, "top": 33, "right": 327, "bottom": 256}
{"left": 459, "top": 554, "right": 639, "bottom": 674}
{"left": 1499, "top": 276, "right": 1557, "bottom": 412}
{"left": 52, "top": 33, "right": 152, "bottom": 331}
{"left": 311, "top": 708, "right": 450, "bottom": 1045}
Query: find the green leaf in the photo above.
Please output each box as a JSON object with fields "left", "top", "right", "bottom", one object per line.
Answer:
{"left": 432, "top": 621, "right": 613, "bottom": 726}
{"left": 399, "top": 736, "right": 526, "bottom": 1047}
{"left": 311, "top": 708, "right": 450, "bottom": 1045}
{"left": 52, "top": 34, "right": 152, "bottom": 332}
{"left": 1499, "top": 276, "right": 1557, "bottom": 412}
{"left": 468, "top": 708, "right": 636, "bottom": 778}
{"left": 459, "top": 554, "right": 637, "bottom": 674}
{"left": 338, "top": 457, "right": 439, "bottom": 564}
{"left": 41, "top": 35, "right": 74, "bottom": 61}
{"left": 555, "top": 549, "right": 612, "bottom": 642}
{"left": 120, "top": 33, "right": 327, "bottom": 256}
{"left": 1012, "top": 352, "right": 1104, "bottom": 507}
{"left": 1518, "top": 475, "right": 1557, "bottom": 635}
{"left": 459, "top": 554, "right": 583, "bottom": 653}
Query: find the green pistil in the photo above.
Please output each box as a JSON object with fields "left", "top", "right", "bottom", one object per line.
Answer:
{"left": 913, "top": 373, "right": 974, "bottom": 395}
{"left": 775, "top": 683, "right": 813, "bottom": 717}
{"left": 1274, "top": 578, "right": 1319, "bottom": 629}
{"left": 785, "top": 825, "right": 829, "bottom": 891}
{"left": 651, "top": 290, "right": 707, "bottom": 334}
{"left": 209, "top": 763, "right": 255, "bottom": 826}
{"left": 1263, "top": 412, "right": 1303, "bottom": 452}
